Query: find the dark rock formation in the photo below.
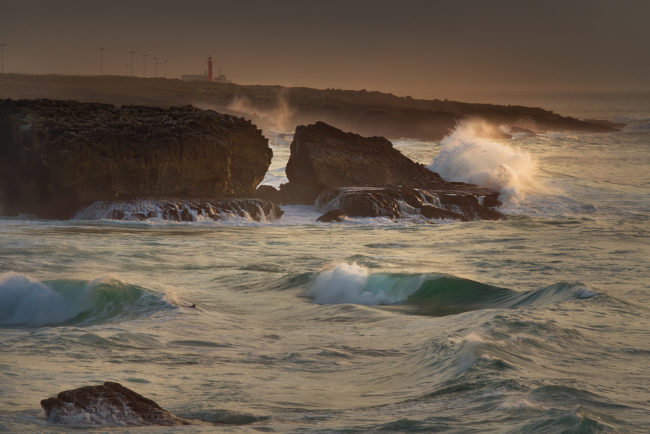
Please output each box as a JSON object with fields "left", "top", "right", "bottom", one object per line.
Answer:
{"left": 0, "top": 99, "right": 272, "bottom": 219}
{"left": 276, "top": 121, "right": 446, "bottom": 204}
{"left": 41, "top": 381, "right": 189, "bottom": 426}
{"left": 316, "top": 187, "right": 503, "bottom": 221}
{"left": 267, "top": 122, "right": 503, "bottom": 221}
{"left": 75, "top": 198, "right": 283, "bottom": 222}
{"left": 316, "top": 209, "right": 346, "bottom": 223}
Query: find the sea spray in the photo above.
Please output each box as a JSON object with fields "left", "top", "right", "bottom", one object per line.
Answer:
{"left": 225, "top": 91, "right": 295, "bottom": 133}
{"left": 429, "top": 120, "right": 539, "bottom": 203}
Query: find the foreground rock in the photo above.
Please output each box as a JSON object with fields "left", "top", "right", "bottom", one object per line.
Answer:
{"left": 316, "top": 187, "right": 502, "bottom": 222}
{"left": 0, "top": 99, "right": 272, "bottom": 219}
{"left": 257, "top": 122, "right": 504, "bottom": 221}
{"left": 75, "top": 198, "right": 283, "bottom": 222}
{"left": 41, "top": 382, "right": 189, "bottom": 426}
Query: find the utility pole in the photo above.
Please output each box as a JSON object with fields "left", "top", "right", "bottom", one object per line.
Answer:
{"left": 129, "top": 50, "right": 136, "bottom": 76}
{"left": 142, "top": 54, "right": 148, "bottom": 77}
{"left": 164, "top": 59, "right": 168, "bottom": 78}
{"left": 153, "top": 57, "right": 159, "bottom": 78}
{"left": 0, "top": 43, "right": 6, "bottom": 74}
{"left": 99, "top": 47, "right": 106, "bottom": 75}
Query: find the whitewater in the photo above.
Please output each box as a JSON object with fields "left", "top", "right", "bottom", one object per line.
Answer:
{"left": 0, "top": 92, "right": 649, "bottom": 432}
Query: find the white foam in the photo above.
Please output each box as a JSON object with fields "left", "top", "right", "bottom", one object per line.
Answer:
{"left": 455, "top": 332, "right": 488, "bottom": 374}
{"left": 575, "top": 288, "right": 598, "bottom": 299}
{"left": 429, "top": 120, "right": 540, "bottom": 203}
{"left": 498, "top": 398, "right": 543, "bottom": 410}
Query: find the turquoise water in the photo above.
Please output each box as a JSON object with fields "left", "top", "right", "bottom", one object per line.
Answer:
{"left": 0, "top": 93, "right": 649, "bottom": 432}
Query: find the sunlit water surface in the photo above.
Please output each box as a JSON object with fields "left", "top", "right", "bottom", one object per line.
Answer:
{"left": 0, "top": 92, "right": 649, "bottom": 432}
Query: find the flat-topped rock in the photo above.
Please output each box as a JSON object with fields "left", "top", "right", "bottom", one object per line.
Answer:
{"left": 0, "top": 99, "right": 272, "bottom": 219}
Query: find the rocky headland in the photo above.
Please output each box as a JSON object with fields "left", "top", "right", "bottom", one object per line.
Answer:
{"left": 0, "top": 98, "right": 276, "bottom": 219}
{"left": 0, "top": 74, "right": 624, "bottom": 141}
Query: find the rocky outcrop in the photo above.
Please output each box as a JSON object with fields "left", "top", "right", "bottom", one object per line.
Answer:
{"left": 258, "top": 122, "right": 503, "bottom": 221}
{"left": 0, "top": 99, "right": 272, "bottom": 219}
{"left": 41, "top": 382, "right": 189, "bottom": 426}
{"left": 263, "top": 121, "right": 447, "bottom": 204}
{"left": 316, "top": 187, "right": 502, "bottom": 222}
{"left": 75, "top": 198, "right": 283, "bottom": 222}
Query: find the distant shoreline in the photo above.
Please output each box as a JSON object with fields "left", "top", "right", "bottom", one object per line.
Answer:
{"left": 0, "top": 73, "right": 623, "bottom": 140}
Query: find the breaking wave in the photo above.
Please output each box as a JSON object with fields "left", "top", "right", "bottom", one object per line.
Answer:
{"left": 429, "top": 120, "right": 540, "bottom": 203}
{"left": 305, "top": 263, "right": 596, "bottom": 315}
{"left": 0, "top": 273, "right": 174, "bottom": 326}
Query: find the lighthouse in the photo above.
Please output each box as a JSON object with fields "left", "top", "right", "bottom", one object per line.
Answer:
{"left": 181, "top": 57, "right": 231, "bottom": 83}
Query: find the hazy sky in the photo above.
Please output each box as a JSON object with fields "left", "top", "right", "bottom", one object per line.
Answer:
{"left": 1, "top": 0, "right": 649, "bottom": 98}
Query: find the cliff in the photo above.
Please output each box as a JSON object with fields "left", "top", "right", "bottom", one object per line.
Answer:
{"left": 0, "top": 98, "right": 272, "bottom": 218}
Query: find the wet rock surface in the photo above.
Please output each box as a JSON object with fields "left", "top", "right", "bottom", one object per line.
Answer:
{"left": 316, "top": 187, "right": 503, "bottom": 222}
{"left": 0, "top": 99, "right": 272, "bottom": 218}
{"left": 75, "top": 198, "right": 284, "bottom": 222}
{"left": 41, "top": 382, "right": 189, "bottom": 426}
{"left": 316, "top": 209, "right": 346, "bottom": 223}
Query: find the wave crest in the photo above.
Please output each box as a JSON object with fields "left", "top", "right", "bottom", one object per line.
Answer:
{"left": 305, "top": 263, "right": 596, "bottom": 315}
{"left": 0, "top": 273, "right": 174, "bottom": 326}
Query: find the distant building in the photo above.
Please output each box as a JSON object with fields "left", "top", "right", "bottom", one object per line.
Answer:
{"left": 181, "top": 56, "right": 231, "bottom": 83}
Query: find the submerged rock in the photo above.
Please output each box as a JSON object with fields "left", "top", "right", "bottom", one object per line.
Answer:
{"left": 0, "top": 99, "right": 272, "bottom": 219}
{"left": 75, "top": 198, "right": 283, "bottom": 222}
{"left": 316, "top": 209, "right": 346, "bottom": 223}
{"left": 316, "top": 187, "right": 503, "bottom": 221}
{"left": 41, "top": 381, "right": 189, "bottom": 426}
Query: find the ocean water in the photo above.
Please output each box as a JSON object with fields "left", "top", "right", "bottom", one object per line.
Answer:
{"left": 0, "top": 92, "right": 649, "bottom": 432}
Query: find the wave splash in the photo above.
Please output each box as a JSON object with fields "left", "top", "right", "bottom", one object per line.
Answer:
{"left": 0, "top": 273, "right": 174, "bottom": 326}
{"left": 429, "top": 120, "right": 540, "bottom": 203}
{"left": 306, "top": 263, "right": 595, "bottom": 315}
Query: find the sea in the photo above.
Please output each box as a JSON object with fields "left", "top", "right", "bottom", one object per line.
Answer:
{"left": 0, "top": 91, "right": 648, "bottom": 432}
